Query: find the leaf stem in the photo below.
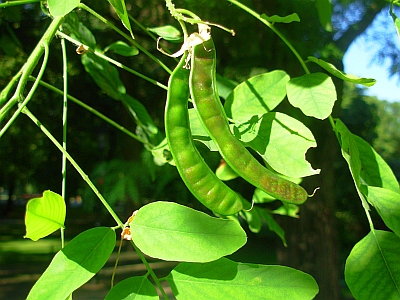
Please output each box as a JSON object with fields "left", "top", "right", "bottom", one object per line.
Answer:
{"left": 129, "top": 240, "right": 170, "bottom": 299}
{"left": 56, "top": 31, "right": 168, "bottom": 91}
{"left": 0, "top": 16, "right": 63, "bottom": 124}
{"left": 78, "top": 3, "right": 172, "bottom": 74}
{"left": 30, "top": 77, "right": 149, "bottom": 144}
{"left": 0, "top": 0, "right": 40, "bottom": 8}
{"left": 0, "top": 41, "right": 49, "bottom": 138}
{"left": 60, "top": 29, "right": 68, "bottom": 249}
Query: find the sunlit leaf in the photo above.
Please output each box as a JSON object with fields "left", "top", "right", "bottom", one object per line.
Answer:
{"left": 261, "top": 13, "right": 300, "bottom": 23}
{"left": 233, "top": 112, "right": 320, "bottom": 178}
{"left": 27, "top": 227, "right": 116, "bottom": 299}
{"left": 286, "top": 73, "right": 337, "bottom": 120}
{"left": 345, "top": 230, "right": 400, "bottom": 300}
{"left": 105, "top": 276, "right": 158, "bottom": 300}
{"left": 48, "top": 0, "right": 80, "bottom": 17}
{"left": 225, "top": 71, "right": 290, "bottom": 121}
{"left": 24, "top": 190, "right": 66, "bottom": 241}
{"left": 308, "top": 56, "right": 376, "bottom": 87}
{"left": 130, "top": 202, "right": 247, "bottom": 262}
{"left": 166, "top": 258, "right": 318, "bottom": 299}
{"left": 148, "top": 25, "right": 182, "bottom": 42}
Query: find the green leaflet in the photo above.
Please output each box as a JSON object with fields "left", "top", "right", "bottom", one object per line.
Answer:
{"left": 130, "top": 202, "right": 247, "bottom": 262}
{"left": 47, "top": 0, "right": 80, "bottom": 17}
{"left": 24, "top": 190, "right": 66, "bottom": 241}
{"left": 27, "top": 227, "right": 116, "bottom": 299}
{"left": 316, "top": 0, "right": 332, "bottom": 32}
{"left": 104, "top": 41, "right": 139, "bottom": 56}
{"left": 365, "top": 186, "right": 400, "bottom": 238}
{"left": 345, "top": 230, "right": 400, "bottom": 300}
{"left": 166, "top": 258, "right": 318, "bottom": 299}
{"left": 261, "top": 13, "right": 300, "bottom": 24}
{"left": 107, "top": 0, "right": 133, "bottom": 36}
{"left": 233, "top": 112, "right": 320, "bottom": 178}
{"left": 308, "top": 56, "right": 376, "bottom": 87}
{"left": 336, "top": 119, "right": 400, "bottom": 214}
{"left": 148, "top": 25, "right": 183, "bottom": 42}
{"left": 225, "top": 70, "right": 290, "bottom": 121}
{"left": 286, "top": 72, "right": 337, "bottom": 120}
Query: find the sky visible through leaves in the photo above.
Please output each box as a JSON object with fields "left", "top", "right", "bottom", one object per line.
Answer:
{"left": 343, "top": 8, "right": 400, "bottom": 102}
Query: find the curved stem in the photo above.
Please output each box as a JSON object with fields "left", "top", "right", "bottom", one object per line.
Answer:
{"left": 226, "top": 0, "right": 309, "bottom": 74}
{"left": 0, "top": 41, "right": 50, "bottom": 138}
{"left": 129, "top": 240, "right": 169, "bottom": 299}
{"left": 21, "top": 108, "right": 124, "bottom": 227}
{"left": 0, "top": 16, "right": 63, "bottom": 123}
{"left": 60, "top": 29, "right": 68, "bottom": 249}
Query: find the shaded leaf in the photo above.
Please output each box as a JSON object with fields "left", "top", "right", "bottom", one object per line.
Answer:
{"left": 345, "top": 230, "right": 400, "bottom": 300}
{"left": 216, "top": 74, "right": 237, "bottom": 100}
{"left": 130, "top": 202, "right": 247, "bottom": 262}
{"left": 216, "top": 160, "right": 239, "bottom": 181}
{"left": 308, "top": 56, "right": 376, "bottom": 87}
{"left": 105, "top": 276, "right": 158, "bottom": 300}
{"left": 335, "top": 120, "right": 369, "bottom": 209}
{"left": 189, "top": 108, "right": 217, "bottom": 151}
{"left": 24, "top": 190, "right": 66, "bottom": 241}
{"left": 122, "top": 94, "right": 158, "bottom": 136}
{"left": 63, "top": 12, "right": 97, "bottom": 48}
{"left": 316, "top": 0, "right": 332, "bottom": 32}
{"left": 166, "top": 258, "right": 318, "bottom": 299}
{"left": 27, "top": 227, "right": 116, "bottom": 299}
{"left": 354, "top": 135, "right": 399, "bottom": 193}
{"left": 365, "top": 187, "right": 400, "bottom": 238}
{"left": 82, "top": 52, "right": 126, "bottom": 100}
{"left": 257, "top": 209, "right": 287, "bottom": 246}
{"left": 261, "top": 13, "right": 300, "bottom": 23}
